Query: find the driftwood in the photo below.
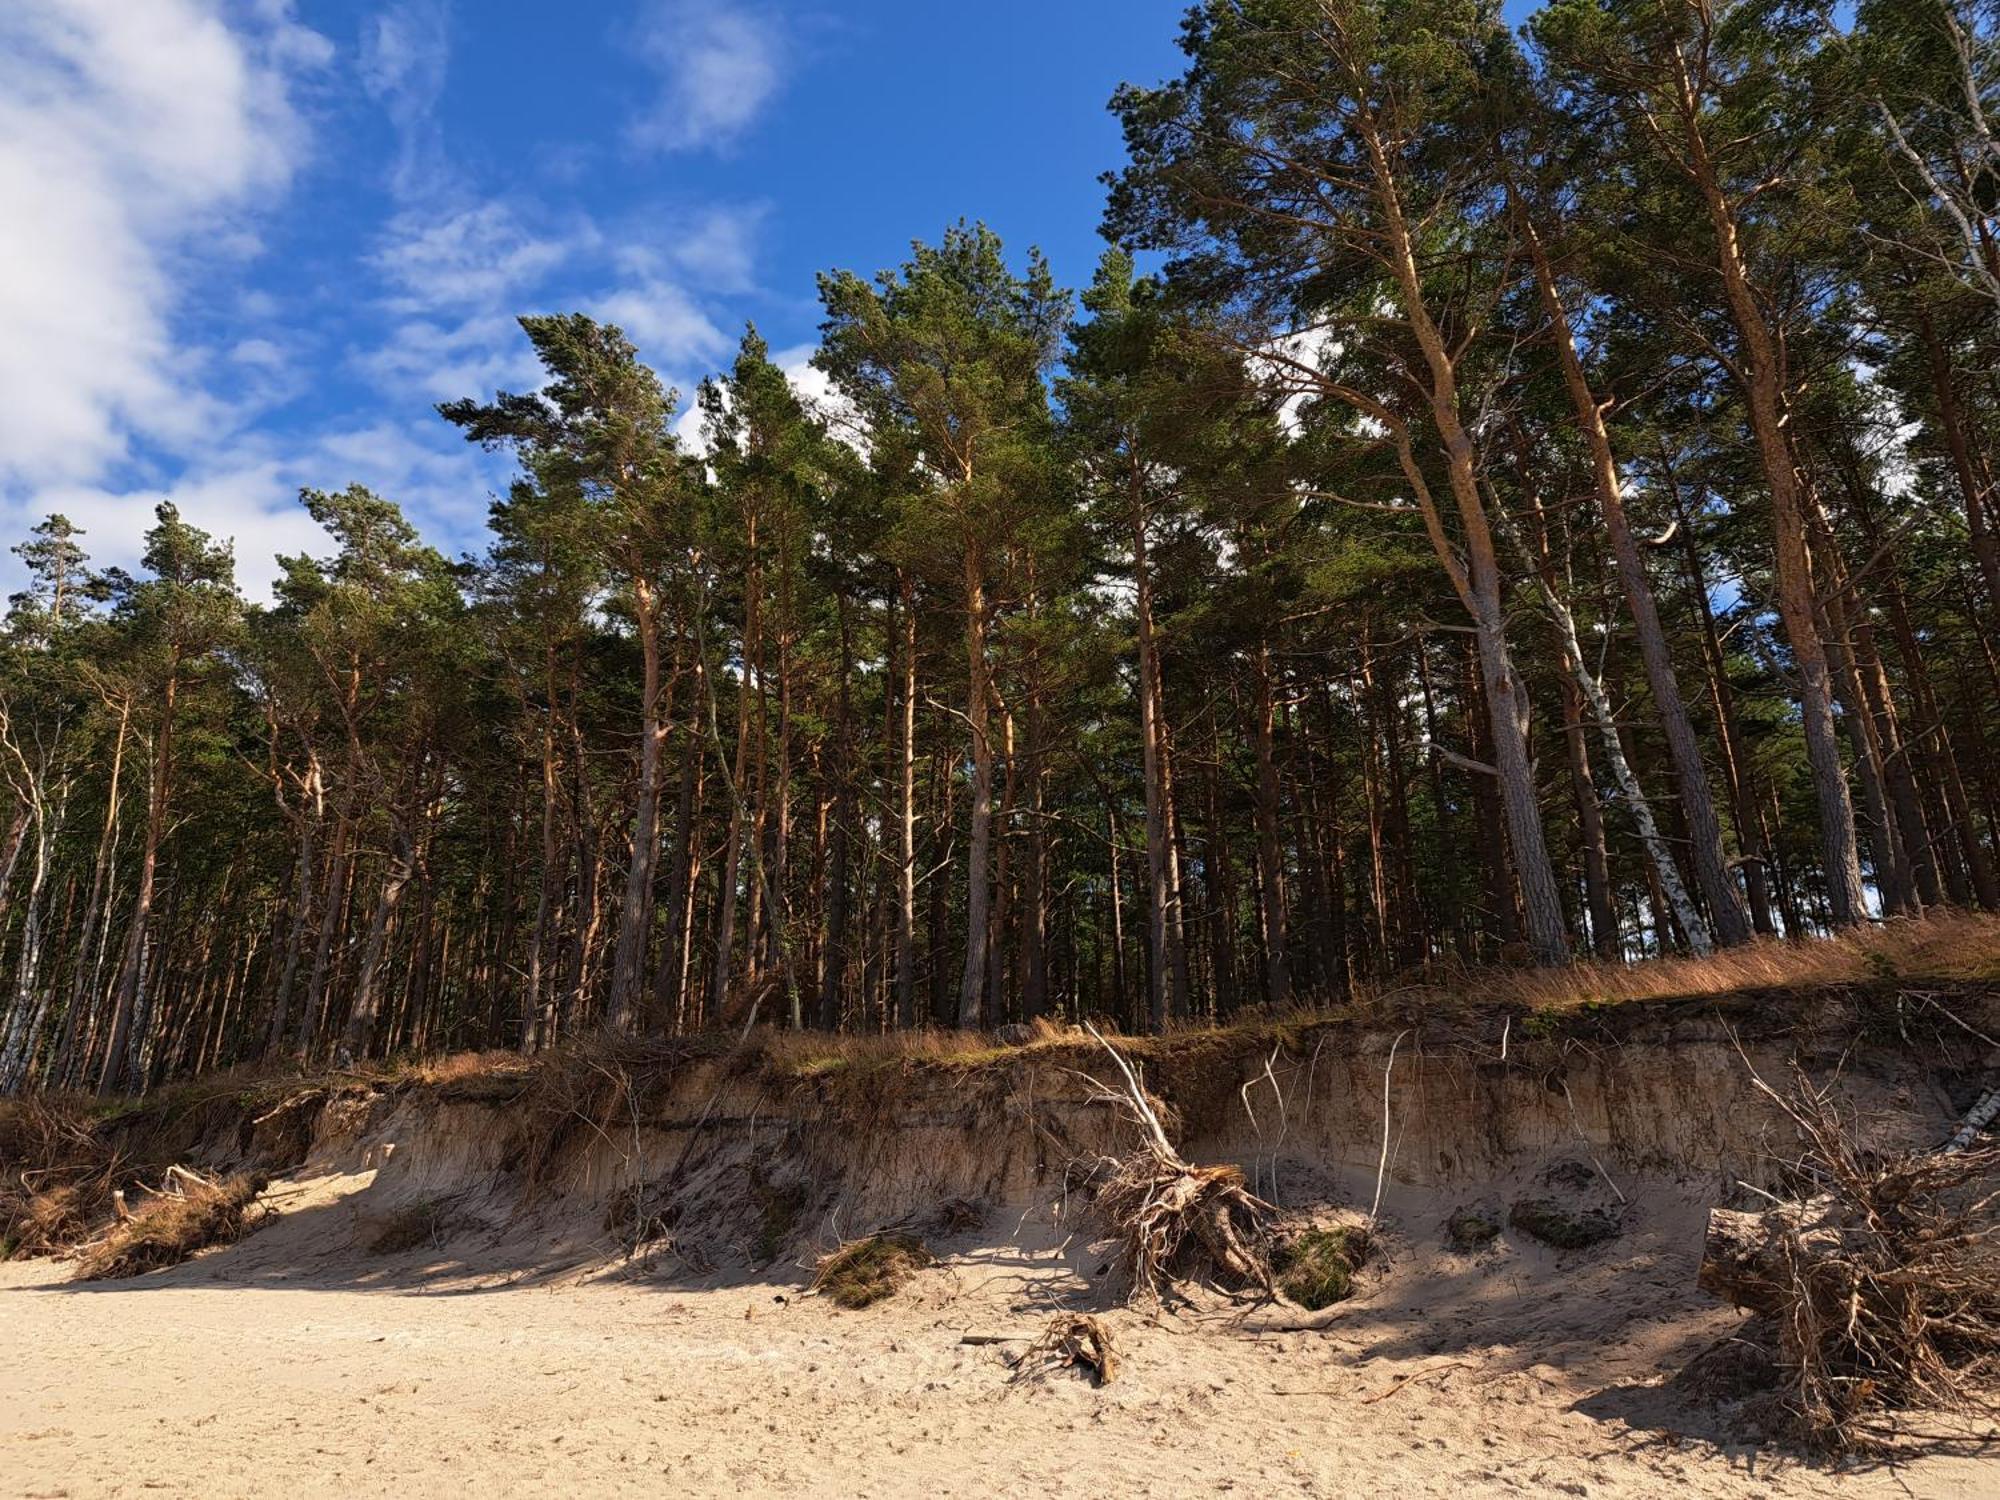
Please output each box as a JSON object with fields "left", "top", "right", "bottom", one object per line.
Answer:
{"left": 1016, "top": 1313, "right": 1119, "bottom": 1386}
{"left": 1698, "top": 1198, "right": 1833, "bottom": 1315}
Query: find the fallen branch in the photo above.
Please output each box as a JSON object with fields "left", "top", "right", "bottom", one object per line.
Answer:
{"left": 1015, "top": 1313, "right": 1118, "bottom": 1386}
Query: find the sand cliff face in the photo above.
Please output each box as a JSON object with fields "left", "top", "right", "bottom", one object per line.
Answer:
{"left": 233, "top": 981, "right": 1992, "bottom": 1267}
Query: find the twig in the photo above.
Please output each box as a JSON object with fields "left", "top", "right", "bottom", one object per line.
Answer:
{"left": 1362, "top": 1360, "right": 1472, "bottom": 1404}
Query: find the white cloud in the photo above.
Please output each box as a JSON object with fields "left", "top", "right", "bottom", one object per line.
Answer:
{"left": 589, "top": 282, "right": 730, "bottom": 373}
{"left": 230, "top": 337, "right": 288, "bottom": 369}
{"left": 627, "top": 0, "right": 785, "bottom": 153}
{"left": 31, "top": 465, "right": 331, "bottom": 602}
{"left": 0, "top": 0, "right": 328, "bottom": 489}
{"left": 662, "top": 203, "right": 768, "bottom": 291}
{"left": 22, "top": 413, "right": 505, "bottom": 602}
{"left": 374, "top": 200, "right": 587, "bottom": 310}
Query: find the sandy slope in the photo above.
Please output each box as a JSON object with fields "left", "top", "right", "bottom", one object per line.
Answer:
{"left": 2, "top": 1160, "right": 1994, "bottom": 1500}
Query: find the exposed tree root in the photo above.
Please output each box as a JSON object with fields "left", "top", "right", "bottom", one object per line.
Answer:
{"left": 72, "top": 1168, "right": 269, "bottom": 1280}
{"left": 1072, "top": 1023, "right": 1275, "bottom": 1304}
{"left": 1698, "top": 1066, "right": 2000, "bottom": 1452}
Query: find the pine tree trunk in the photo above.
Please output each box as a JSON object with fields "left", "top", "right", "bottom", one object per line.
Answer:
{"left": 607, "top": 577, "right": 670, "bottom": 1030}
{"left": 99, "top": 665, "right": 177, "bottom": 1095}
{"left": 1675, "top": 58, "right": 1866, "bottom": 925}
{"left": 896, "top": 573, "right": 919, "bottom": 1029}
{"left": 957, "top": 540, "right": 993, "bottom": 1029}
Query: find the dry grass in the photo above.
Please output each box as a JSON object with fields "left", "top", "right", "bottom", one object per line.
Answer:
{"left": 72, "top": 1169, "right": 269, "bottom": 1280}
{"left": 398, "top": 1049, "right": 531, "bottom": 1088}
{"left": 749, "top": 1014, "right": 1084, "bottom": 1079}
{"left": 1699, "top": 1069, "right": 2000, "bottom": 1452}
{"left": 810, "top": 1232, "right": 931, "bottom": 1308}
{"left": 366, "top": 1195, "right": 466, "bottom": 1256}
{"left": 1, "top": 1097, "right": 124, "bottom": 1259}
{"left": 1368, "top": 909, "right": 2000, "bottom": 1017}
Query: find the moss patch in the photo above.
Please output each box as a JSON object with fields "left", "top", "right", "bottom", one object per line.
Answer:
{"left": 1273, "top": 1226, "right": 1367, "bottom": 1309}
{"left": 810, "top": 1232, "right": 930, "bottom": 1308}
{"left": 1446, "top": 1208, "right": 1502, "bottom": 1251}
{"left": 1508, "top": 1197, "right": 1620, "bottom": 1250}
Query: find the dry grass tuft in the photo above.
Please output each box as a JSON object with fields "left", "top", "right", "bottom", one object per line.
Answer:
{"left": 931, "top": 1196, "right": 986, "bottom": 1235}
{"left": 72, "top": 1169, "right": 268, "bottom": 1280}
{"left": 1072, "top": 1024, "right": 1275, "bottom": 1304}
{"left": 1698, "top": 1069, "right": 2000, "bottom": 1452}
{"left": 810, "top": 1232, "right": 931, "bottom": 1308}
{"left": 1016, "top": 1313, "right": 1118, "bottom": 1385}
{"left": 400, "top": 1050, "right": 529, "bottom": 1088}
{"left": 2, "top": 1183, "right": 89, "bottom": 1258}
{"left": 2, "top": 1097, "right": 125, "bottom": 1259}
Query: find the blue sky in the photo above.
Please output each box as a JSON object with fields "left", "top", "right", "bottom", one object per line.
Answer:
{"left": 3, "top": 2, "right": 1559, "bottom": 598}
{"left": 0, "top": 0, "right": 1205, "bottom": 596}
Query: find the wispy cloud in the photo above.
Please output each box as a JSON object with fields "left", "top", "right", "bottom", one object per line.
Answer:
{"left": 627, "top": 0, "right": 786, "bottom": 153}
{"left": 358, "top": 0, "right": 451, "bottom": 197}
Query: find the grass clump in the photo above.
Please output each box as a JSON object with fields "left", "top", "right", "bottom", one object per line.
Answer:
{"left": 1273, "top": 1225, "right": 1367, "bottom": 1309}
{"left": 810, "top": 1232, "right": 930, "bottom": 1308}
{"left": 73, "top": 1170, "right": 268, "bottom": 1280}
{"left": 2, "top": 1183, "right": 89, "bottom": 1260}
{"left": 1509, "top": 1197, "right": 1621, "bottom": 1250}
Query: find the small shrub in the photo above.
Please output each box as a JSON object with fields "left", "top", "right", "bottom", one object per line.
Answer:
{"left": 811, "top": 1232, "right": 930, "bottom": 1308}
{"left": 73, "top": 1171, "right": 268, "bottom": 1280}
{"left": 1273, "top": 1225, "right": 1367, "bottom": 1309}
{"left": 1509, "top": 1197, "right": 1621, "bottom": 1250}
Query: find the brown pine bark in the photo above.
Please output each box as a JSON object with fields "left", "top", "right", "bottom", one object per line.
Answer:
{"left": 1666, "top": 40, "right": 1866, "bottom": 925}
